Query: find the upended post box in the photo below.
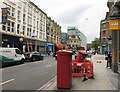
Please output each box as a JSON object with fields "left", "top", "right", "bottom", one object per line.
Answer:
{"left": 57, "top": 50, "right": 73, "bottom": 89}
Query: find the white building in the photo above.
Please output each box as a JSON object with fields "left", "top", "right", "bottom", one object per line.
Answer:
{"left": 0, "top": 0, "right": 47, "bottom": 53}
{"left": 67, "top": 26, "right": 87, "bottom": 50}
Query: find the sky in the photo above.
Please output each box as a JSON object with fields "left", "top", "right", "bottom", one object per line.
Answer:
{"left": 31, "top": 0, "right": 109, "bottom": 43}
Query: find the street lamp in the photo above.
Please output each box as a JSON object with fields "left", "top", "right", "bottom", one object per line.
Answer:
{"left": 107, "top": 36, "right": 112, "bottom": 52}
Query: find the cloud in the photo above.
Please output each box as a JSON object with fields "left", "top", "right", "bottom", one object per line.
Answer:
{"left": 58, "top": 5, "right": 92, "bottom": 24}
{"left": 31, "top": 0, "right": 109, "bottom": 43}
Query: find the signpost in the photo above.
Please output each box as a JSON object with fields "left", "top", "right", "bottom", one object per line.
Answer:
{"left": 109, "top": 19, "right": 120, "bottom": 30}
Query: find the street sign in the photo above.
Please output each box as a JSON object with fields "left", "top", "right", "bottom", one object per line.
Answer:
{"left": 1, "top": 8, "right": 9, "bottom": 24}
{"left": 109, "top": 19, "right": 120, "bottom": 30}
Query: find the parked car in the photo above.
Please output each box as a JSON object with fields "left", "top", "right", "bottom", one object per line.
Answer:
{"left": 24, "top": 52, "right": 44, "bottom": 62}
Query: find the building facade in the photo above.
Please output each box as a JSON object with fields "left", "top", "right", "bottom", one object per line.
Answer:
{"left": 46, "top": 17, "right": 61, "bottom": 54}
{"left": 0, "top": 0, "right": 61, "bottom": 54}
{"left": 67, "top": 26, "right": 87, "bottom": 51}
{"left": 61, "top": 32, "right": 68, "bottom": 44}
{"left": 87, "top": 43, "right": 92, "bottom": 51}
{"left": 100, "top": 12, "right": 112, "bottom": 54}
{"left": 107, "top": 0, "right": 120, "bottom": 91}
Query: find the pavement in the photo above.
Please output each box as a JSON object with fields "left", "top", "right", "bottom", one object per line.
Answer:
{"left": 38, "top": 55, "right": 118, "bottom": 91}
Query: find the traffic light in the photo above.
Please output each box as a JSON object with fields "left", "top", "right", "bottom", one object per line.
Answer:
{"left": 1, "top": 8, "right": 10, "bottom": 24}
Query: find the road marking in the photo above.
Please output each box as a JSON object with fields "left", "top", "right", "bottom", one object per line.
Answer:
{"left": 0, "top": 69, "right": 4, "bottom": 71}
{"left": 46, "top": 65, "right": 52, "bottom": 67}
{"left": 103, "top": 69, "right": 116, "bottom": 90}
{"left": 2, "top": 61, "right": 43, "bottom": 70}
{"left": 37, "top": 76, "right": 56, "bottom": 91}
{"left": 0, "top": 78, "right": 14, "bottom": 85}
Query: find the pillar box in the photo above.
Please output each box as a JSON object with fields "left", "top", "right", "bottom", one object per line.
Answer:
{"left": 57, "top": 50, "right": 73, "bottom": 89}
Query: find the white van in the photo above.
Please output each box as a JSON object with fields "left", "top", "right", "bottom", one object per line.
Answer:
{"left": 0, "top": 47, "right": 25, "bottom": 65}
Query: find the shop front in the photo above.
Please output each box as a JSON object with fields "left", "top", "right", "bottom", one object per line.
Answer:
{"left": 2, "top": 34, "right": 23, "bottom": 52}
{"left": 37, "top": 41, "right": 46, "bottom": 54}
{"left": 46, "top": 42, "right": 54, "bottom": 55}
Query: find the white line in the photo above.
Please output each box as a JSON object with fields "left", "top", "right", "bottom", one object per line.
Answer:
{"left": 37, "top": 76, "right": 56, "bottom": 91}
{"left": 0, "top": 78, "right": 14, "bottom": 85}
{"left": 103, "top": 69, "right": 116, "bottom": 90}
{"left": 2, "top": 61, "right": 43, "bottom": 70}
{"left": 46, "top": 65, "right": 52, "bottom": 67}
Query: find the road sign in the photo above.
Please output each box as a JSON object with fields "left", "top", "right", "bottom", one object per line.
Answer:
{"left": 109, "top": 19, "right": 120, "bottom": 30}
{"left": 1, "top": 8, "right": 9, "bottom": 24}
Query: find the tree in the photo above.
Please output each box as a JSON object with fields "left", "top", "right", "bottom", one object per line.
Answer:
{"left": 92, "top": 38, "right": 100, "bottom": 50}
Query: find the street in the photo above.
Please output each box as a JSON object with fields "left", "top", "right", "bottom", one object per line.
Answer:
{"left": 2, "top": 56, "right": 56, "bottom": 91}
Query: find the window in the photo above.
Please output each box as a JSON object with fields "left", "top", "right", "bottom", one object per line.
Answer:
{"left": 39, "top": 32, "right": 42, "bottom": 39}
{"left": 34, "top": 10, "right": 36, "bottom": 17}
{"left": 27, "top": 28, "right": 29, "bottom": 36}
{"left": 15, "top": 49, "right": 22, "bottom": 54}
{"left": 2, "top": 24, "right": 6, "bottom": 31}
{"left": 7, "top": 5, "right": 11, "bottom": 16}
{"left": 12, "top": 7, "right": 15, "bottom": 17}
{"left": 33, "top": 19, "right": 35, "bottom": 27}
{"left": 17, "top": 24, "right": 20, "bottom": 34}
{"left": 37, "top": 31, "right": 38, "bottom": 38}
{"left": 11, "top": 22, "right": 15, "bottom": 32}
{"left": 33, "top": 30, "right": 35, "bottom": 33}
{"left": 23, "top": 14, "right": 26, "bottom": 22}
{"left": 103, "top": 30, "right": 105, "bottom": 34}
{"left": 29, "top": 28, "right": 31, "bottom": 36}
{"left": 103, "top": 38, "right": 106, "bottom": 42}
{"left": 23, "top": 3, "right": 26, "bottom": 12}
{"left": 23, "top": 26, "right": 25, "bottom": 35}
{"left": 7, "top": 21, "right": 10, "bottom": 32}
{"left": 18, "top": 11, "right": 20, "bottom": 20}
{"left": 28, "top": 16, "right": 32, "bottom": 24}
{"left": 37, "top": 21, "right": 39, "bottom": 28}
{"left": 28, "top": 6, "right": 32, "bottom": 14}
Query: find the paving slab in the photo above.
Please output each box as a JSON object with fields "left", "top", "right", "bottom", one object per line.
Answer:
{"left": 39, "top": 55, "right": 117, "bottom": 91}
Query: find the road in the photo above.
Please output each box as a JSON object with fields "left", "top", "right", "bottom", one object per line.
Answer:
{"left": 1, "top": 55, "right": 56, "bottom": 91}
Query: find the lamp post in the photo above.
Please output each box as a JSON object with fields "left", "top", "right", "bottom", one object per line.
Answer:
{"left": 107, "top": 36, "right": 112, "bottom": 52}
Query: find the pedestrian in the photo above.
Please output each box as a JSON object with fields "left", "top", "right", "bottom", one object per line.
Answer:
{"left": 106, "top": 51, "right": 112, "bottom": 69}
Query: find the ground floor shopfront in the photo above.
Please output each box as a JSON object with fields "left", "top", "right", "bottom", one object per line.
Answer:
{"left": 1, "top": 34, "right": 46, "bottom": 54}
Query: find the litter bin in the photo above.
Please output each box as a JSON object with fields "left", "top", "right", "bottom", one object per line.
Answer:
{"left": 57, "top": 50, "right": 73, "bottom": 89}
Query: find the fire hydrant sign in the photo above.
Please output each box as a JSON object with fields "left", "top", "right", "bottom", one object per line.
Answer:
{"left": 109, "top": 19, "right": 120, "bottom": 30}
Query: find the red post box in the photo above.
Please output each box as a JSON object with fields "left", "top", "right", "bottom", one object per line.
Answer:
{"left": 57, "top": 50, "right": 73, "bottom": 89}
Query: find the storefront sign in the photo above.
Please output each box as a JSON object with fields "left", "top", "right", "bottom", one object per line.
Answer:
{"left": 109, "top": 19, "right": 120, "bottom": 30}
{"left": 19, "top": 38, "right": 23, "bottom": 42}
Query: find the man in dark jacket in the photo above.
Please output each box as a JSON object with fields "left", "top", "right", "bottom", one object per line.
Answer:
{"left": 106, "top": 51, "right": 112, "bottom": 69}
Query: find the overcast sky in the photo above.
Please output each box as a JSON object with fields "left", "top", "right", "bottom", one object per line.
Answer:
{"left": 31, "top": 0, "right": 109, "bottom": 43}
